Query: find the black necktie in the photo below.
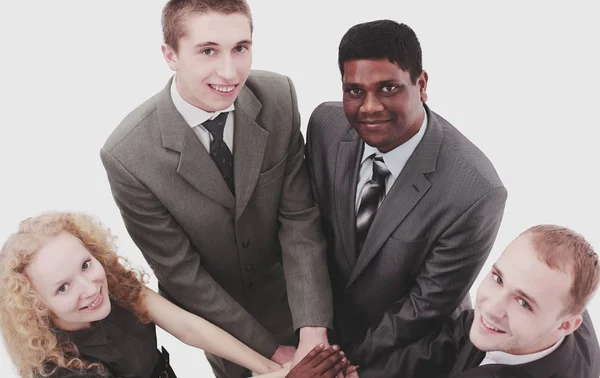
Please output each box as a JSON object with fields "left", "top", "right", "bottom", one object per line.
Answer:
{"left": 202, "top": 112, "right": 235, "bottom": 194}
{"left": 356, "top": 155, "right": 390, "bottom": 252}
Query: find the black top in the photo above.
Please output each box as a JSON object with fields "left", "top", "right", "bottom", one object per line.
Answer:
{"left": 48, "top": 303, "right": 158, "bottom": 378}
{"left": 360, "top": 310, "right": 600, "bottom": 378}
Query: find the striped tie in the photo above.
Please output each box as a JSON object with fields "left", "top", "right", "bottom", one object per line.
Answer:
{"left": 356, "top": 155, "right": 390, "bottom": 252}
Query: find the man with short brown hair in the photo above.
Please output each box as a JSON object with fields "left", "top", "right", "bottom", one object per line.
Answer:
{"left": 100, "top": 1, "right": 333, "bottom": 377}
{"left": 349, "top": 225, "right": 600, "bottom": 377}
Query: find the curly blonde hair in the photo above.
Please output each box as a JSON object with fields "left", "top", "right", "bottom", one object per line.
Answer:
{"left": 0, "top": 212, "right": 150, "bottom": 378}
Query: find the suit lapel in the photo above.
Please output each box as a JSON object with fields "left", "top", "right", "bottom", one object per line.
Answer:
{"left": 347, "top": 105, "right": 443, "bottom": 287}
{"left": 232, "top": 86, "right": 268, "bottom": 220}
{"left": 334, "top": 128, "right": 363, "bottom": 272}
{"left": 449, "top": 341, "right": 486, "bottom": 375}
{"left": 158, "top": 78, "right": 235, "bottom": 209}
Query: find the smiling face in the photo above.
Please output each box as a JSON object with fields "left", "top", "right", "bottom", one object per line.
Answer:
{"left": 25, "top": 232, "right": 111, "bottom": 331}
{"left": 342, "top": 58, "right": 428, "bottom": 153}
{"left": 470, "top": 233, "right": 582, "bottom": 355}
{"left": 162, "top": 11, "right": 252, "bottom": 112}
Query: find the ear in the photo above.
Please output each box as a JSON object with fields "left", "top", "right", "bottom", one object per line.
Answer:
{"left": 557, "top": 314, "right": 583, "bottom": 336}
{"left": 162, "top": 44, "right": 178, "bottom": 71}
{"left": 417, "top": 70, "right": 428, "bottom": 103}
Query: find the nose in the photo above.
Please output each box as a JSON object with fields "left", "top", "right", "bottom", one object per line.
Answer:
{"left": 77, "top": 276, "right": 97, "bottom": 299}
{"left": 359, "top": 92, "right": 385, "bottom": 115}
{"left": 216, "top": 54, "right": 237, "bottom": 82}
{"left": 484, "top": 294, "right": 508, "bottom": 320}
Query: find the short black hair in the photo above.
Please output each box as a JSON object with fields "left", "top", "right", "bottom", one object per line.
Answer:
{"left": 338, "top": 20, "right": 423, "bottom": 84}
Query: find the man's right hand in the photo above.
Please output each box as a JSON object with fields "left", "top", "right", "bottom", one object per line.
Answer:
{"left": 285, "top": 344, "right": 347, "bottom": 378}
{"left": 272, "top": 345, "right": 297, "bottom": 365}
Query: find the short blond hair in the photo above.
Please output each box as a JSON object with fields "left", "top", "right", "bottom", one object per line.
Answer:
{"left": 524, "top": 224, "right": 599, "bottom": 315}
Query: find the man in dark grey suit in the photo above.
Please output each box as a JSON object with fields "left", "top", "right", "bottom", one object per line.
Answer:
{"left": 306, "top": 20, "right": 508, "bottom": 375}
{"left": 350, "top": 225, "right": 600, "bottom": 378}
{"left": 100, "top": 1, "right": 333, "bottom": 377}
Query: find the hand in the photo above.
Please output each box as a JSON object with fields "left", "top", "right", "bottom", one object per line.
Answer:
{"left": 292, "top": 327, "right": 329, "bottom": 367}
{"left": 286, "top": 344, "right": 348, "bottom": 378}
{"left": 272, "top": 345, "right": 297, "bottom": 365}
{"left": 256, "top": 363, "right": 291, "bottom": 378}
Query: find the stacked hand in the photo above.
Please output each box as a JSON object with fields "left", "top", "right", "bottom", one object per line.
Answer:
{"left": 285, "top": 344, "right": 359, "bottom": 378}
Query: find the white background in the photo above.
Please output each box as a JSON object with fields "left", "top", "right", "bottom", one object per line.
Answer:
{"left": 1, "top": 1, "right": 599, "bottom": 377}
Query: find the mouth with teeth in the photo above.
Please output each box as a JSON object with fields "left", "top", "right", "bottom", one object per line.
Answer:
{"left": 480, "top": 315, "right": 506, "bottom": 334}
{"left": 209, "top": 84, "right": 237, "bottom": 96}
{"left": 80, "top": 287, "right": 104, "bottom": 311}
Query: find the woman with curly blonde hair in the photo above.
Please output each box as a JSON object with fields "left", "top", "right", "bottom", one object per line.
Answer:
{"left": 0, "top": 211, "right": 289, "bottom": 378}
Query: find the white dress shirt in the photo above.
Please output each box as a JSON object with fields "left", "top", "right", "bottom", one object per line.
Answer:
{"left": 170, "top": 75, "right": 235, "bottom": 152}
{"left": 355, "top": 107, "right": 428, "bottom": 211}
{"left": 479, "top": 336, "right": 565, "bottom": 366}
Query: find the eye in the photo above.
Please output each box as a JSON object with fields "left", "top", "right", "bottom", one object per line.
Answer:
{"left": 517, "top": 298, "right": 532, "bottom": 310}
{"left": 234, "top": 45, "right": 247, "bottom": 53}
{"left": 57, "top": 283, "right": 70, "bottom": 294}
{"left": 345, "top": 88, "right": 362, "bottom": 96}
{"left": 492, "top": 273, "right": 503, "bottom": 285}
{"left": 201, "top": 48, "right": 215, "bottom": 55}
{"left": 82, "top": 259, "right": 91, "bottom": 271}
{"left": 382, "top": 85, "right": 397, "bottom": 92}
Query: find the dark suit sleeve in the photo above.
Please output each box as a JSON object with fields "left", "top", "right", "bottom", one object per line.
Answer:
{"left": 359, "top": 312, "right": 471, "bottom": 378}
{"left": 352, "top": 186, "right": 507, "bottom": 365}
{"left": 277, "top": 77, "right": 333, "bottom": 330}
{"left": 100, "top": 148, "right": 278, "bottom": 357}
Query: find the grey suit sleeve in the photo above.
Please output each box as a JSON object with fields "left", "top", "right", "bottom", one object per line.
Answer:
{"left": 100, "top": 148, "right": 278, "bottom": 357}
{"left": 352, "top": 186, "right": 507, "bottom": 365}
{"left": 277, "top": 77, "right": 333, "bottom": 330}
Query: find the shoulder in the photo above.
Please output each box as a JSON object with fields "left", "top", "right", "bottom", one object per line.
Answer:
{"left": 428, "top": 108, "right": 505, "bottom": 192}
{"left": 309, "top": 101, "right": 346, "bottom": 126}
{"left": 306, "top": 101, "right": 349, "bottom": 143}
{"left": 244, "top": 70, "right": 294, "bottom": 99}
{"left": 103, "top": 85, "right": 165, "bottom": 153}
{"left": 563, "top": 310, "right": 600, "bottom": 377}
{"left": 43, "top": 364, "right": 113, "bottom": 378}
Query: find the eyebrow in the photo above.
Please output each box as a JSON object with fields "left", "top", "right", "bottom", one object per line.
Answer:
{"left": 493, "top": 264, "right": 540, "bottom": 309}
{"left": 343, "top": 81, "right": 403, "bottom": 88}
{"left": 53, "top": 254, "right": 89, "bottom": 286}
{"left": 194, "top": 39, "right": 253, "bottom": 48}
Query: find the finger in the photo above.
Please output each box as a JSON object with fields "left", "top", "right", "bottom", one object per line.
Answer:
{"left": 297, "top": 343, "right": 326, "bottom": 366}
{"left": 335, "top": 360, "right": 346, "bottom": 378}
{"left": 315, "top": 348, "right": 344, "bottom": 371}
{"left": 345, "top": 365, "right": 358, "bottom": 374}
{"left": 322, "top": 356, "right": 347, "bottom": 378}
{"left": 309, "top": 345, "right": 340, "bottom": 367}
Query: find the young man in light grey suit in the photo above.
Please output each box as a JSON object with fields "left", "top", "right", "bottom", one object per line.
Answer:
{"left": 305, "top": 20, "right": 508, "bottom": 376}
{"left": 100, "top": 1, "right": 333, "bottom": 377}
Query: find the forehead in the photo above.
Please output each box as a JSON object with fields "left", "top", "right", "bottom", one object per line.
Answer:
{"left": 26, "top": 233, "right": 88, "bottom": 285}
{"left": 180, "top": 11, "right": 251, "bottom": 45}
{"left": 343, "top": 58, "right": 410, "bottom": 84}
{"left": 497, "top": 235, "right": 572, "bottom": 309}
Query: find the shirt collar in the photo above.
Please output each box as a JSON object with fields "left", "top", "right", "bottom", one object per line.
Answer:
{"left": 484, "top": 336, "right": 565, "bottom": 366}
{"left": 360, "top": 106, "right": 428, "bottom": 178}
{"left": 170, "top": 75, "right": 235, "bottom": 128}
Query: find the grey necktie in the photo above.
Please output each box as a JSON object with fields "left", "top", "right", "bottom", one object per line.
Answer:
{"left": 356, "top": 155, "right": 391, "bottom": 252}
{"left": 202, "top": 112, "right": 235, "bottom": 194}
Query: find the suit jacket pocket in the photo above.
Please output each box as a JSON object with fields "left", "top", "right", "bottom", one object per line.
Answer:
{"left": 256, "top": 153, "right": 288, "bottom": 187}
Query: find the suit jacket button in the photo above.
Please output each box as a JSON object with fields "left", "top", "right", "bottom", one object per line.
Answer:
{"left": 242, "top": 239, "right": 250, "bottom": 248}
{"left": 245, "top": 264, "right": 253, "bottom": 272}
{"left": 248, "top": 282, "right": 254, "bottom": 289}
